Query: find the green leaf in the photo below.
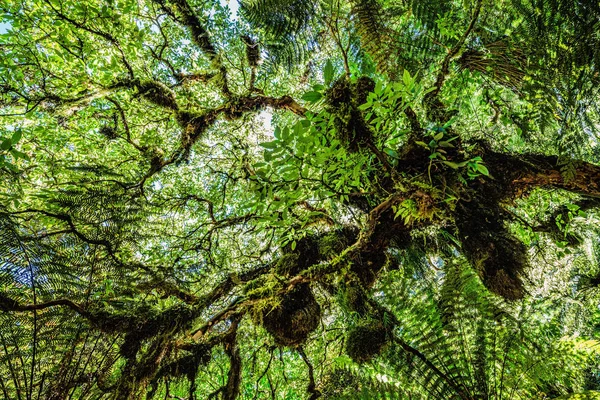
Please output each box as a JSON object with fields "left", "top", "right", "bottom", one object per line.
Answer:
{"left": 434, "top": 132, "right": 444, "bottom": 141}
{"left": 374, "top": 81, "right": 383, "bottom": 95}
{"left": 402, "top": 69, "right": 412, "bottom": 87}
{"left": 292, "top": 123, "right": 302, "bottom": 139}
{"left": 442, "top": 116, "right": 457, "bottom": 128}
{"left": 0, "top": 138, "right": 11, "bottom": 150}
{"left": 438, "top": 141, "right": 455, "bottom": 148}
{"left": 260, "top": 141, "right": 279, "bottom": 149}
{"left": 9, "top": 149, "right": 29, "bottom": 161}
{"left": 324, "top": 59, "right": 334, "bottom": 85}
{"left": 384, "top": 148, "right": 399, "bottom": 159}
{"left": 476, "top": 164, "right": 489, "bottom": 176}
{"left": 11, "top": 129, "right": 22, "bottom": 143}
{"left": 442, "top": 161, "right": 460, "bottom": 169}
{"left": 302, "top": 91, "right": 323, "bottom": 102}
{"left": 566, "top": 203, "right": 580, "bottom": 212}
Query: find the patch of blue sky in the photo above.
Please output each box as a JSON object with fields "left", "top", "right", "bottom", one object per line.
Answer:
{"left": 220, "top": 0, "right": 240, "bottom": 20}
{"left": 0, "top": 21, "right": 11, "bottom": 34}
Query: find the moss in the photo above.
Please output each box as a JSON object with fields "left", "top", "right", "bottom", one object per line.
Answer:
{"left": 0, "top": 294, "right": 19, "bottom": 311}
{"left": 455, "top": 188, "right": 528, "bottom": 300}
{"left": 283, "top": 234, "right": 320, "bottom": 275}
{"left": 350, "top": 251, "right": 388, "bottom": 288}
{"left": 258, "top": 283, "right": 321, "bottom": 347}
{"left": 244, "top": 275, "right": 280, "bottom": 300}
{"left": 156, "top": 343, "right": 212, "bottom": 380}
{"left": 325, "top": 78, "right": 352, "bottom": 108}
{"left": 274, "top": 253, "right": 301, "bottom": 276}
{"left": 176, "top": 110, "right": 209, "bottom": 144}
{"left": 241, "top": 35, "right": 260, "bottom": 67}
{"left": 318, "top": 227, "right": 358, "bottom": 259}
{"left": 345, "top": 320, "right": 388, "bottom": 363}
{"left": 342, "top": 284, "right": 369, "bottom": 316}
{"left": 274, "top": 227, "right": 358, "bottom": 279}
{"left": 88, "top": 303, "right": 197, "bottom": 359}
{"left": 138, "top": 80, "right": 178, "bottom": 111}
{"left": 99, "top": 126, "right": 118, "bottom": 140}
{"left": 354, "top": 76, "right": 375, "bottom": 106}
{"left": 325, "top": 77, "right": 375, "bottom": 153}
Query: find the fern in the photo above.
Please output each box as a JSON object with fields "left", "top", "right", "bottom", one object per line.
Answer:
{"left": 370, "top": 258, "right": 599, "bottom": 399}
{"left": 239, "top": 0, "right": 319, "bottom": 69}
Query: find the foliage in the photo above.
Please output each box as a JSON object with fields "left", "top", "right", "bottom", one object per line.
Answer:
{"left": 0, "top": 0, "right": 600, "bottom": 399}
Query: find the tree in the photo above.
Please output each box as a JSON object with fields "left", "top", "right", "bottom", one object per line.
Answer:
{"left": 1, "top": 0, "right": 600, "bottom": 398}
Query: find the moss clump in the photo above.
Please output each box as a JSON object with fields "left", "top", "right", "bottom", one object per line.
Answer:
{"left": 317, "top": 226, "right": 359, "bottom": 258}
{"left": 345, "top": 321, "right": 388, "bottom": 363}
{"left": 342, "top": 284, "right": 369, "bottom": 316}
{"left": 274, "top": 252, "right": 301, "bottom": 276}
{"left": 156, "top": 342, "right": 212, "bottom": 380}
{"left": 176, "top": 111, "right": 211, "bottom": 144}
{"left": 455, "top": 184, "right": 528, "bottom": 300}
{"left": 325, "top": 77, "right": 376, "bottom": 153}
{"left": 354, "top": 76, "right": 375, "bottom": 106}
{"left": 456, "top": 208, "right": 527, "bottom": 300}
{"left": 259, "top": 283, "right": 322, "bottom": 347}
{"left": 282, "top": 234, "right": 321, "bottom": 275}
{"left": 99, "top": 125, "right": 118, "bottom": 140}
{"left": 86, "top": 303, "right": 197, "bottom": 359}
{"left": 325, "top": 78, "right": 353, "bottom": 108}
{"left": 351, "top": 250, "right": 388, "bottom": 288}
{"left": 146, "top": 342, "right": 213, "bottom": 399}
{"left": 273, "top": 227, "right": 358, "bottom": 278}
{"left": 138, "top": 80, "right": 178, "bottom": 111}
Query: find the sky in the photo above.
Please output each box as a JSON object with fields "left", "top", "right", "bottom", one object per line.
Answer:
{"left": 221, "top": 0, "right": 239, "bottom": 18}
{"left": 0, "top": 1, "right": 239, "bottom": 34}
{"left": 0, "top": 22, "right": 10, "bottom": 34}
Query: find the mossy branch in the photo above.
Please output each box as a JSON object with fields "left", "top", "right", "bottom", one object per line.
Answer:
{"left": 154, "top": 0, "right": 232, "bottom": 97}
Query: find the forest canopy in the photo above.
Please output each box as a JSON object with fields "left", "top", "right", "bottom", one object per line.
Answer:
{"left": 1, "top": 0, "right": 600, "bottom": 398}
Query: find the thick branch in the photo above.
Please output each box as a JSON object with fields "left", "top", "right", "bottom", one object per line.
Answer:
{"left": 139, "top": 94, "right": 306, "bottom": 185}
{"left": 485, "top": 152, "right": 600, "bottom": 199}
{"left": 192, "top": 193, "right": 409, "bottom": 338}
{"left": 157, "top": 0, "right": 231, "bottom": 96}
{"left": 222, "top": 319, "right": 242, "bottom": 400}
{"left": 13, "top": 209, "right": 117, "bottom": 255}
{"left": 0, "top": 295, "right": 85, "bottom": 315}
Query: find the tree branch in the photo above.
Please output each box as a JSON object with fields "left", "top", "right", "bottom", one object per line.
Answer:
{"left": 424, "top": 0, "right": 484, "bottom": 120}
{"left": 222, "top": 318, "right": 242, "bottom": 400}
{"left": 485, "top": 152, "right": 600, "bottom": 199}
{"left": 155, "top": 0, "right": 231, "bottom": 97}
{"left": 0, "top": 294, "right": 85, "bottom": 315}
{"left": 298, "top": 346, "right": 320, "bottom": 400}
